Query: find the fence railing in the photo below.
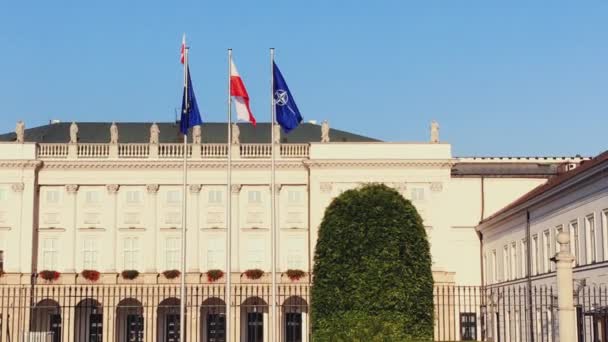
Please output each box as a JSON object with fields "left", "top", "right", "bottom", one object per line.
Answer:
{"left": 2, "top": 283, "right": 605, "bottom": 341}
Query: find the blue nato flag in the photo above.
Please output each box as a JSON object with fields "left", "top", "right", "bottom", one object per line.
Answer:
{"left": 180, "top": 66, "right": 203, "bottom": 135}
{"left": 273, "top": 62, "right": 303, "bottom": 133}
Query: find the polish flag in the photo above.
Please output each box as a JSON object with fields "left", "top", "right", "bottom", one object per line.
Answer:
{"left": 230, "top": 59, "right": 256, "bottom": 126}
{"left": 180, "top": 34, "right": 186, "bottom": 64}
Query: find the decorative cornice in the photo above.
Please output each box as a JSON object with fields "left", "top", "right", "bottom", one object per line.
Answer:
{"left": 189, "top": 184, "right": 202, "bottom": 193}
{"left": 146, "top": 184, "right": 159, "bottom": 194}
{"left": 11, "top": 183, "right": 24, "bottom": 192}
{"left": 303, "top": 159, "right": 455, "bottom": 169}
{"left": 0, "top": 160, "right": 42, "bottom": 169}
{"left": 65, "top": 184, "right": 79, "bottom": 193}
{"left": 106, "top": 184, "right": 120, "bottom": 194}
{"left": 39, "top": 160, "right": 306, "bottom": 170}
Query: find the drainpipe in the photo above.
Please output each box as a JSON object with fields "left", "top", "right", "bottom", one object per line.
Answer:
{"left": 526, "top": 210, "right": 534, "bottom": 342}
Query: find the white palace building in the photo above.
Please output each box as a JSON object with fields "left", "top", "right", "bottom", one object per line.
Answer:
{"left": 0, "top": 120, "right": 591, "bottom": 342}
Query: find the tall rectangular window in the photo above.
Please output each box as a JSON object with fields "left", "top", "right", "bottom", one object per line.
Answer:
{"left": 286, "top": 236, "right": 305, "bottom": 270}
{"left": 503, "top": 245, "right": 509, "bottom": 281}
{"left": 126, "top": 191, "right": 142, "bottom": 205}
{"left": 166, "top": 190, "right": 181, "bottom": 205}
{"left": 85, "top": 191, "right": 101, "bottom": 206}
{"left": 586, "top": 214, "right": 596, "bottom": 264}
{"left": 165, "top": 237, "right": 180, "bottom": 270}
{"left": 45, "top": 190, "right": 60, "bottom": 205}
{"left": 603, "top": 209, "right": 608, "bottom": 262}
{"left": 510, "top": 242, "right": 517, "bottom": 279}
{"left": 208, "top": 190, "right": 223, "bottom": 204}
{"left": 287, "top": 190, "right": 302, "bottom": 205}
{"left": 569, "top": 220, "right": 580, "bottom": 265}
{"left": 521, "top": 239, "right": 527, "bottom": 277}
{"left": 0, "top": 188, "right": 7, "bottom": 202}
{"left": 531, "top": 235, "right": 538, "bottom": 276}
{"left": 248, "top": 191, "right": 262, "bottom": 204}
{"left": 82, "top": 237, "right": 99, "bottom": 270}
{"left": 410, "top": 188, "right": 425, "bottom": 201}
{"left": 491, "top": 250, "right": 497, "bottom": 284}
{"left": 41, "top": 238, "right": 58, "bottom": 270}
{"left": 246, "top": 237, "right": 265, "bottom": 269}
{"left": 543, "top": 230, "right": 551, "bottom": 273}
{"left": 206, "top": 236, "right": 225, "bottom": 270}
{"left": 123, "top": 237, "right": 140, "bottom": 270}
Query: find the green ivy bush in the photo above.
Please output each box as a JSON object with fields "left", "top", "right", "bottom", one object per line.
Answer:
{"left": 311, "top": 184, "right": 434, "bottom": 341}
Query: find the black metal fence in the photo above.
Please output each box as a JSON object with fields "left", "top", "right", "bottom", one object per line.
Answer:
{"left": 0, "top": 283, "right": 606, "bottom": 341}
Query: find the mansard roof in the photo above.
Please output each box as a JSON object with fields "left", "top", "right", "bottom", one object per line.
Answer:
{"left": 0, "top": 122, "right": 380, "bottom": 144}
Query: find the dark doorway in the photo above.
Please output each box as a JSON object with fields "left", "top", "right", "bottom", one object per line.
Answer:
{"left": 206, "top": 313, "right": 225, "bottom": 342}
{"left": 247, "top": 312, "right": 263, "bottom": 342}
{"left": 285, "top": 312, "right": 302, "bottom": 342}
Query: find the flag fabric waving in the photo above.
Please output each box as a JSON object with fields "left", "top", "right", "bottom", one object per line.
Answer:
{"left": 230, "top": 59, "right": 256, "bottom": 126}
{"left": 273, "top": 62, "right": 303, "bottom": 133}
{"left": 180, "top": 66, "right": 203, "bottom": 135}
{"left": 180, "top": 34, "right": 186, "bottom": 64}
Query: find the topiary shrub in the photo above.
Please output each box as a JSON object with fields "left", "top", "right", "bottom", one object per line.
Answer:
{"left": 311, "top": 184, "right": 434, "bottom": 341}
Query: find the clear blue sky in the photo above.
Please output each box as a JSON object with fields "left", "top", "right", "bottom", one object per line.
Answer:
{"left": 0, "top": 1, "right": 606, "bottom": 156}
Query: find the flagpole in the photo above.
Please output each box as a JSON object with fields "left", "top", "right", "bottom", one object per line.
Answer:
{"left": 180, "top": 42, "right": 189, "bottom": 342}
{"left": 226, "top": 48, "right": 233, "bottom": 342}
{"left": 270, "top": 47, "right": 277, "bottom": 342}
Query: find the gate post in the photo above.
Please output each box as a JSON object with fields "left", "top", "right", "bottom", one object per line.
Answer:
{"left": 554, "top": 231, "right": 575, "bottom": 342}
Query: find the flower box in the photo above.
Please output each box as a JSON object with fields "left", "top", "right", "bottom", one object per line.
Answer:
{"left": 206, "top": 269, "right": 224, "bottom": 282}
{"left": 81, "top": 270, "right": 100, "bottom": 282}
{"left": 285, "top": 269, "right": 306, "bottom": 281}
{"left": 121, "top": 270, "right": 139, "bottom": 280}
{"left": 243, "top": 269, "right": 264, "bottom": 280}
{"left": 39, "top": 270, "right": 60, "bottom": 282}
{"left": 162, "top": 269, "right": 181, "bottom": 280}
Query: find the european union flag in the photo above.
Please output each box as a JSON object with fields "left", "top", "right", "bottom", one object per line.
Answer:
{"left": 273, "top": 62, "right": 303, "bottom": 133}
{"left": 180, "top": 66, "right": 203, "bottom": 135}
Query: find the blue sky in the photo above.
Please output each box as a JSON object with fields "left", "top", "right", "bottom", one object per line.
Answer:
{"left": 0, "top": 1, "right": 606, "bottom": 156}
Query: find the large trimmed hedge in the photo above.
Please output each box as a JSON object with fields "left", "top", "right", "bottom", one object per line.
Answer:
{"left": 311, "top": 184, "right": 434, "bottom": 341}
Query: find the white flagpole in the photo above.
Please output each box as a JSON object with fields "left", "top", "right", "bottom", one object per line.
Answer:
{"left": 270, "top": 47, "right": 277, "bottom": 342}
{"left": 180, "top": 38, "right": 189, "bottom": 342}
{"left": 226, "top": 48, "right": 233, "bottom": 342}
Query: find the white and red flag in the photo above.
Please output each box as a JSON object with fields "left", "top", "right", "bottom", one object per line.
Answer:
{"left": 230, "top": 59, "right": 256, "bottom": 126}
{"left": 180, "top": 34, "right": 186, "bottom": 64}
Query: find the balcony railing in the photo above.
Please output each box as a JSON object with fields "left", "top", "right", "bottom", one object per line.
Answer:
{"left": 36, "top": 143, "right": 310, "bottom": 160}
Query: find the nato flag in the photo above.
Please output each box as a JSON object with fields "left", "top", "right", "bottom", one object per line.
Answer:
{"left": 273, "top": 62, "right": 303, "bottom": 133}
{"left": 180, "top": 66, "right": 203, "bottom": 135}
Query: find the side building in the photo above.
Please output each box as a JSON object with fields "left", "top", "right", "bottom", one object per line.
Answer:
{"left": 0, "top": 120, "right": 587, "bottom": 342}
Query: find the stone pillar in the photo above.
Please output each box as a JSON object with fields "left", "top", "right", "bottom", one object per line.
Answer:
{"left": 555, "top": 231, "right": 576, "bottom": 342}
{"left": 66, "top": 184, "right": 79, "bottom": 273}
{"left": 68, "top": 143, "right": 77, "bottom": 159}
{"left": 146, "top": 184, "right": 160, "bottom": 273}
{"left": 11, "top": 183, "right": 25, "bottom": 272}
{"left": 109, "top": 143, "right": 118, "bottom": 159}
{"left": 149, "top": 143, "right": 159, "bottom": 159}
{"left": 107, "top": 184, "right": 119, "bottom": 272}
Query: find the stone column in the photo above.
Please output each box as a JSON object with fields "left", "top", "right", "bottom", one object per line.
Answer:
{"left": 107, "top": 184, "right": 119, "bottom": 272}
{"left": 555, "top": 231, "right": 576, "bottom": 342}
{"left": 146, "top": 184, "right": 159, "bottom": 273}
{"left": 11, "top": 183, "right": 24, "bottom": 272}
{"left": 66, "top": 184, "right": 79, "bottom": 273}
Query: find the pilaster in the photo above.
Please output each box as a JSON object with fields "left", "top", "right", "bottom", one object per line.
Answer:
{"left": 188, "top": 184, "right": 201, "bottom": 272}
{"left": 107, "top": 184, "right": 119, "bottom": 272}
{"left": 66, "top": 184, "right": 79, "bottom": 273}
{"left": 146, "top": 184, "right": 159, "bottom": 273}
{"left": 230, "top": 184, "right": 241, "bottom": 273}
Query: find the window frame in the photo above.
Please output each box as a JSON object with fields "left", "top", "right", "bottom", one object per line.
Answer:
{"left": 123, "top": 237, "right": 140, "bottom": 270}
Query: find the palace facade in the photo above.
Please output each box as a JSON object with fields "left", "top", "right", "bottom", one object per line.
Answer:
{"left": 0, "top": 121, "right": 587, "bottom": 342}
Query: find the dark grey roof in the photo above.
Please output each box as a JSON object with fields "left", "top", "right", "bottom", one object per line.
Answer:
{"left": 451, "top": 162, "right": 561, "bottom": 177}
{"left": 0, "top": 122, "right": 380, "bottom": 144}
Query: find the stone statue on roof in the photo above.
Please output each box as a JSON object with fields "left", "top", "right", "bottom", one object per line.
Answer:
{"left": 321, "top": 120, "right": 330, "bottom": 143}
{"left": 15, "top": 121, "right": 25, "bottom": 143}
{"left": 231, "top": 123, "right": 240, "bottom": 145}
{"left": 192, "top": 125, "right": 202, "bottom": 144}
{"left": 110, "top": 122, "right": 119, "bottom": 144}
{"left": 149, "top": 122, "right": 160, "bottom": 144}
{"left": 273, "top": 123, "right": 281, "bottom": 144}
{"left": 69, "top": 122, "right": 78, "bottom": 144}
{"left": 430, "top": 120, "right": 440, "bottom": 143}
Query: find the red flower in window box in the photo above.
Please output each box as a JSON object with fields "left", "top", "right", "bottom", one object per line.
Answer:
{"left": 162, "top": 269, "right": 181, "bottom": 279}
{"left": 285, "top": 269, "right": 306, "bottom": 281}
{"left": 39, "top": 270, "right": 60, "bottom": 281}
{"left": 207, "top": 269, "right": 224, "bottom": 282}
{"left": 81, "top": 270, "right": 100, "bottom": 282}
{"left": 121, "top": 270, "right": 139, "bottom": 280}
{"left": 243, "top": 269, "right": 264, "bottom": 280}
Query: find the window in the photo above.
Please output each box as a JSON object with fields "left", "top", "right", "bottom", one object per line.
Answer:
{"left": 543, "top": 230, "right": 551, "bottom": 273}
{"left": 521, "top": 239, "right": 527, "bottom": 277}
{"left": 165, "top": 237, "right": 180, "bottom": 270}
{"left": 246, "top": 237, "right": 265, "bottom": 269}
{"left": 126, "top": 191, "right": 142, "bottom": 205}
{"left": 603, "top": 210, "right": 608, "bottom": 262}
{"left": 41, "top": 238, "right": 58, "bottom": 270}
{"left": 0, "top": 188, "right": 7, "bottom": 201}
{"left": 510, "top": 242, "right": 517, "bottom": 279}
{"left": 460, "top": 313, "right": 477, "bottom": 340}
{"left": 166, "top": 190, "right": 181, "bottom": 205}
{"left": 287, "top": 190, "right": 302, "bottom": 204}
{"left": 248, "top": 191, "right": 262, "bottom": 204}
{"left": 503, "top": 245, "right": 509, "bottom": 281}
{"left": 531, "top": 235, "right": 538, "bottom": 276}
{"left": 45, "top": 190, "right": 60, "bottom": 204}
{"left": 491, "top": 250, "right": 497, "bottom": 284}
{"left": 123, "top": 237, "right": 140, "bottom": 270}
{"left": 286, "top": 236, "right": 305, "bottom": 269}
{"left": 410, "top": 188, "right": 425, "bottom": 201}
{"left": 206, "top": 236, "right": 225, "bottom": 269}
{"left": 570, "top": 220, "right": 580, "bottom": 265}
{"left": 208, "top": 190, "right": 223, "bottom": 204}
{"left": 585, "top": 214, "right": 596, "bottom": 264}
{"left": 82, "top": 238, "right": 99, "bottom": 270}
{"left": 85, "top": 191, "right": 101, "bottom": 205}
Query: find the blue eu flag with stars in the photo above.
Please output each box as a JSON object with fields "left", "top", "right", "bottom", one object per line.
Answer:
{"left": 273, "top": 62, "right": 303, "bottom": 133}
{"left": 180, "top": 66, "right": 203, "bottom": 135}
